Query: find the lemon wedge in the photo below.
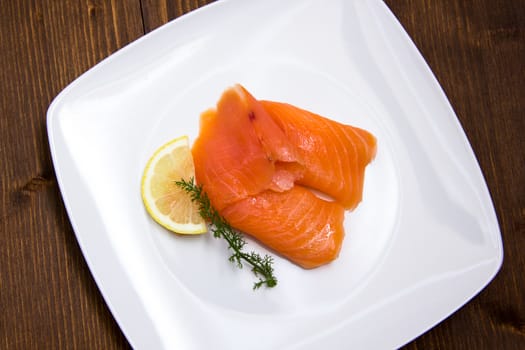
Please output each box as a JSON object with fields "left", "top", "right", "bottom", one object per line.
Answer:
{"left": 141, "top": 136, "right": 207, "bottom": 234}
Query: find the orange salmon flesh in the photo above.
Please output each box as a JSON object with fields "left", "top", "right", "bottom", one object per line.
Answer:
{"left": 192, "top": 84, "right": 376, "bottom": 268}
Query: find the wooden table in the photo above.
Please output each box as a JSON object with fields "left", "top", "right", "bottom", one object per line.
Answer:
{"left": 1, "top": 0, "right": 523, "bottom": 348}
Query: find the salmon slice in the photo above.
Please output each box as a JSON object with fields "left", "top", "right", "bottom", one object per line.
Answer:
{"left": 192, "top": 84, "right": 376, "bottom": 268}
{"left": 260, "top": 101, "right": 377, "bottom": 209}
{"left": 192, "top": 85, "right": 303, "bottom": 211}
{"left": 221, "top": 186, "right": 345, "bottom": 269}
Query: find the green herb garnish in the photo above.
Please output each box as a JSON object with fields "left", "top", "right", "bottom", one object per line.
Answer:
{"left": 176, "top": 178, "right": 277, "bottom": 290}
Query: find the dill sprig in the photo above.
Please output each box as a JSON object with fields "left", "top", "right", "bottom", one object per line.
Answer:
{"left": 175, "top": 178, "right": 277, "bottom": 290}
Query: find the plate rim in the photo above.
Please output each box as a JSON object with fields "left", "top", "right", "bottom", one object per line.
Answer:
{"left": 46, "top": 0, "right": 504, "bottom": 348}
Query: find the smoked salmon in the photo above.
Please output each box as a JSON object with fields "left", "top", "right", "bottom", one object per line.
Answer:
{"left": 192, "top": 85, "right": 303, "bottom": 212}
{"left": 221, "top": 186, "right": 345, "bottom": 269}
{"left": 260, "top": 101, "right": 377, "bottom": 209}
{"left": 192, "top": 84, "right": 376, "bottom": 268}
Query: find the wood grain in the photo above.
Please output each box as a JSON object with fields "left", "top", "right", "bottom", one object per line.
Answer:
{"left": 0, "top": 0, "right": 523, "bottom": 349}
{"left": 140, "top": 0, "right": 215, "bottom": 32}
{"left": 0, "top": 0, "right": 143, "bottom": 348}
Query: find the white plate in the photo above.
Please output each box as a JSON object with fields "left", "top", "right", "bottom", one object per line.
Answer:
{"left": 47, "top": 0, "right": 503, "bottom": 349}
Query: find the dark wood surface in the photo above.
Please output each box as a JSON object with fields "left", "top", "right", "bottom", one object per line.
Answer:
{"left": 1, "top": 0, "right": 523, "bottom": 348}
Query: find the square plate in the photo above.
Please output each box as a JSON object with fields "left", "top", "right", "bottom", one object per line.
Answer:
{"left": 47, "top": 0, "right": 503, "bottom": 349}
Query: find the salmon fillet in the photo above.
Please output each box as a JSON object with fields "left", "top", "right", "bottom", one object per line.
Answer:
{"left": 261, "top": 101, "right": 377, "bottom": 209}
{"left": 192, "top": 84, "right": 376, "bottom": 268}
{"left": 221, "top": 186, "right": 345, "bottom": 269}
{"left": 192, "top": 85, "right": 303, "bottom": 211}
